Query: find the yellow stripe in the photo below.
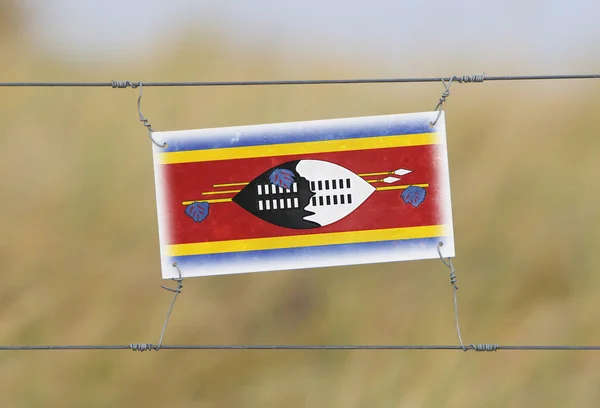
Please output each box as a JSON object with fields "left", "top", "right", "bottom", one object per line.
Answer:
{"left": 158, "top": 132, "right": 438, "bottom": 164}
{"left": 376, "top": 183, "right": 429, "bottom": 191}
{"left": 167, "top": 225, "right": 446, "bottom": 257}
{"left": 202, "top": 189, "right": 240, "bottom": 195}
{"left": 360, "top": 171, "right": 392, "bottom": 177}
{"left": 213, "top": 182, "right": 250, "bottom": 187}
{"left": 183, "top": 198, "right": 232, "bottom": 205}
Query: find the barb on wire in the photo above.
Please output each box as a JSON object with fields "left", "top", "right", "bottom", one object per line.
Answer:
{"left": 1, "top": 73, "right": 599, "bottom": 87}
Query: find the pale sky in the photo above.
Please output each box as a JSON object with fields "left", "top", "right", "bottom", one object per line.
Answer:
{"left": 20, "top": 0, "right": 600, "bottom": 72}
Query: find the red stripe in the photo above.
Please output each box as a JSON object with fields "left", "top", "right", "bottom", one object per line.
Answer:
{"left": 161, "top": 144, "right": 445, "bottom": 245}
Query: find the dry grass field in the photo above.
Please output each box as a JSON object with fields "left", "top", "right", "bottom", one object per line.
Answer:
{"left": 1, "top": 3, "right": 600, "bottom": 407}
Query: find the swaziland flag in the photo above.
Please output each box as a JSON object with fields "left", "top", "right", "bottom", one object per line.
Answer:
{"left": 151, "top": 111, "right": 455, "bottom": 279}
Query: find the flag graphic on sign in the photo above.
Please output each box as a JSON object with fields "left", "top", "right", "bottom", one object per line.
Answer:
{"left": 151, "top": 111, "right": 455, "bottom": 279}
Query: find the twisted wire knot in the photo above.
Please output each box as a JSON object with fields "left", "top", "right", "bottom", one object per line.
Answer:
{"left": 449, "top": 268, "right": 458, "bottom": 288}
{"left": 455, "top": 73, "right": 485, "bottom": 83}
{"left": 431, "top": 73, "right": 485, "bottom": 125}
{"left": 434, "top": 86, "right": 451, "bottom": 112}
{"left": 161, "top": 278, "right": 183, "bottom": 294}
{"left": 139, "top": 115, "right": 154, "bottom": 134}
{"left": 133, "top": 82, "right": 166, "bottom": 147}
{"left": 130, "top": 343, "right": 155, "bottom": 352}
{"left": 111, "top": 80, "right": 139, "bottom": 89}
{"left": 471, "top": 344, "right": 499, "bottom": 352}
{"left": 112, "top": 80, "right": 165, "bottom": 146}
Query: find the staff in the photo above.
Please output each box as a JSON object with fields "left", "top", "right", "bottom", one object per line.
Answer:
{"left": 211, "top": 168, "right": 413, "bottom": 188}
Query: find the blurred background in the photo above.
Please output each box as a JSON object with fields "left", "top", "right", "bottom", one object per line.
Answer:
{"left": 1, "top": 0, "right": 600, "bottom": 406}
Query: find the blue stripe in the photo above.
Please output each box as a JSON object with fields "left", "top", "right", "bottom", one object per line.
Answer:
{"left": 161, "top": 116, "right": 434, "bottom": 153}
{"left": 168, "top": 237, "right": 443, "bottom": 269}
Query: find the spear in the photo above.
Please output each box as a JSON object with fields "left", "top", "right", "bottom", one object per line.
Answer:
{"left": 211, "top": 168, "right": 413, "bottom": 188}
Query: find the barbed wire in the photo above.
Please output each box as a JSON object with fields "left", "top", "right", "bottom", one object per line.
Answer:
{"left": 0, "top": 73, "right": 598, "bottom": 88}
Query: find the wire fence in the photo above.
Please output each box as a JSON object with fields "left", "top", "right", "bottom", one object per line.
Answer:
{"left": 0, "top": 73, "right": 598, "bottom": 88}
{"left": 2, "top": 72, "right": 600, "bottom": 353}
{"left": 1, "top": 344, "right": 600, "bottom": 352}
